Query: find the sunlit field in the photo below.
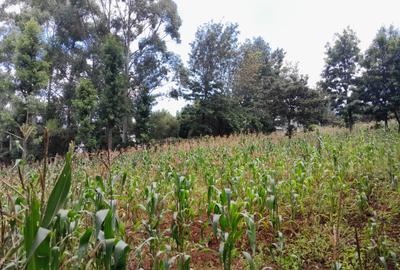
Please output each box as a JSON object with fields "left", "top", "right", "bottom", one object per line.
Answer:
{"left": 1, "top": 126, "right": 399, "bottom": 270}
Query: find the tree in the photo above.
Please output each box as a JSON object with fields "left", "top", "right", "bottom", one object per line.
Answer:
{"left": 92, "top": 0, "right": 182, "bottom": 145}
{"left": 13, "top": 18, "right": 49, "bottom": 159}
{"left": 14, "top": 18, "right": 49, "bottom": 123}
{"left": 98, "top": 35, "right": 127, "bottom": 151}
{"left": 320, "top": 27, "right": 361, "bottom": 131}
{"left": 233, "top": 37, "right": 284, "bottom": 132}
{"left": 185, "top": 22, "right": 239, "bottom": 100}
{"left": 133, "top": 87, "right": 155, "bottom": 144}
{"left": 72, "top": 79, "right": 98, "bottom": 151}
{"left": 148, "top": 110, "right": 179, "bottom": 140}
{"left": 361, "top": 26, "right": 400, "bottom": 131}
{"left": 269, "top": 65, "right": 325, "bottom": 138}
{"left": 180, "top": 22, "right": 241, "bottom": 136}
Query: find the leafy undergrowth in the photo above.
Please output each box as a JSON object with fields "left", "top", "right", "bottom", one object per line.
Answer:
{"left": 0, "top": 126, "right": 399, "bottom": 269}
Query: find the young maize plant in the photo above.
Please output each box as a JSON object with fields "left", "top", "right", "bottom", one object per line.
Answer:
{"left": 205, "top": 172, "right": 218, "bottom": 219}
{"left": 138, "top": 182, "right": 171, "bottom": 270}
{"left": 171, "top": 173, "right": 192, "bottom": 270}
{"left": 79, "top": 173, "right": 129, "bottom": 269}
{"left": 212, "top": 188, "right": 244, "bottom": 270}
{"left": 265, "top": 175, "right": 281, "bottom": 234}
{"left": 366, "top": 216, "right": 398, "bottom": 269}
{"left": 242, "top": 214, "right": 256, "bottom": 270}
{"left": 355, "top": 176, "right": 373, "bottom": 213}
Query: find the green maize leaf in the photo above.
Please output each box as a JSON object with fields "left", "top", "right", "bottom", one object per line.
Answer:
{"left": 78, "top": 228, "right": 93, "bottom": 259}
{"left": 104, "top": 209, "right": 114, "bottom": 239}
{"left": 41, "top": 148, "right": 73, "bottom": 228}
{"left": 114, "top": 240, "right": 129, "bottom": 270}
{"left": 36, "top": 231, "right": 51, "bottom": 270}
{"left": 242, "top": 251, "right": 255, "bottom": 270}
{"left": 95, "top": 209, "right": 110, "bottom": 238}
{"left": 95, "top": 175, "right": 105, "bottom": 192}
{"left": 177, "top": 254, "right": 190, "bottom": 270}
{"left": 24, "top": 195, "right": 40, "bottom": 269}
{"left": 105, "top": 238, "right": 115, "bottom": 269}
{"left": 27, "top": 227, "right": 51, "bottom": 264}
{"left": 212, "top": 214, "right": 220, "bottom": 237}
{"left": 50, "top": 246, "right": 60, "bottom": 270}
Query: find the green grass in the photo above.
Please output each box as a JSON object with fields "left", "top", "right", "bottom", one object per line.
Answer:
{"left": 0, "top": 126, "right": 399, "bottom": 269}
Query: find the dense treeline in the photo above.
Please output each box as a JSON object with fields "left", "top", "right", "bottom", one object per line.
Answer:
{"left": 0, "top": 1, "right": 400, "bottom": 162}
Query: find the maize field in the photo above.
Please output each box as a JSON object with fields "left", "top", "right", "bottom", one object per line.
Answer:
{"left": 0, "top": 126, "right": 399, "bottom": 269}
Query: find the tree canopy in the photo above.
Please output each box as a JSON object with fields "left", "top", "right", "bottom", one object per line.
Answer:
{"left": 1, "top": 2, "right": 400, "bottom": 162}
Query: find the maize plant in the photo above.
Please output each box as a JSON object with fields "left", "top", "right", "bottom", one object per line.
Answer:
{"left": 242, "top": 214, "right": 256, "bottom": 270}
{"left": 138, "top": 182, "right": 171, "bottom": 270}
{"left": 212, "top": 188, "right": 244, "bottom": 270}
{"left": 265, "top": 175, "right": 281, "bottom": 234}
{"left": 1, "top": 126, "right": 400, "bottom": 269}
{"left": 171, "top": 174, "right": 192, "bottom": 270}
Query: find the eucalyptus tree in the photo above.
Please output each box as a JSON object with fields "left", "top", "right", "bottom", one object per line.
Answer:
{"left": 180, "top": 22, "right": 240, "bottom": 136}
{"left": 92, "top": 0, "right": 182, "bottom": 145}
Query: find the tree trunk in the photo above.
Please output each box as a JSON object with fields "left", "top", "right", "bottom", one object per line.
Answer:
{"left": 394, "top": 110, "right": 400, "bottom": 133}
{"left": 122, "top": 115, "right": 128, "bottom": 145}
{"left": 384, "top": 115, "right": 388, "bottom": 130}
{"left": 107, "top": 127, "right": 113, "bottom": 152}
{"left": 348, "top": 109, "right": 353, "bottom": 132}
{"left": 46, "top": 69, "right": 53, "bottom": 122}
{"left": 287, "top": 117, "right": 293, "bottom": 139}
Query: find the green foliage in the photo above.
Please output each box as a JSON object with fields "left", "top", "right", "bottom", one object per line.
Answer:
{"left": 233, "top": 37, "right": 284, "bottom": 133}
{"left": 212, "top": 188, "right": 244, "bottom": 270}
{"left": 134, "top": 87, "right": 156, "bottom": 144}
{"left": 171, "top": 174, "right": 193, "bottom": 270}
{"left": 1, "top": 127, "right": 400, "bottom": 269}
{"left": 361, "top": 25, "right": 400, "bottom": 131}
{"left": 72, "top": 79, "right": 98, "bottom": 150}
{"left": 14, "top": 18, "right": 49, "bottom": 100}
{"left": 320, "top": 27, "right": 361, "bottom": 131}
{"left": 149, "top": 110, "right": 179, "bottom": 140}
{"left": 99, "top": 35, "right": 128, "bottom": 150}
{"left": 269, "top": 65, "right": 326, "bottom": 138}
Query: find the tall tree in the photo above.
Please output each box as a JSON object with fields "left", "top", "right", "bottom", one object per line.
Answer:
{"left": 233, "top": 37, "right": 284, "bottom": 132}
{"left": 13, "top": 18, "right": 49, "bottom": 159}
{"left": 14, "top": 18, "right": 49, "bottom": 123}
{"left": 93, "top": 0, "right": 182, "bottom": 145}
{"left": 269, "top": 65, "right": 325, "bottom": 138}
{"left": 361, "top": 26, "right": 400, "bottom": 130}
{"left": 72, "top": 79, "right": 98, "bottom": 150}
{"left": 133, "top": 87, "right": 155, "bottom": 144}
{"left": 99, "top": 34, "right": 127, "bottom": 151}
{"left": 185, "top": 22, "right": 239, "bottom": 100}
{"left": 180, "top": 22, "right": 240, "bottom": 136}
{"left": 320, "top": 27, "right": 361, "bottom": 131}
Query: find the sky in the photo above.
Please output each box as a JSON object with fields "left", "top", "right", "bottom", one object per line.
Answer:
{"left": 154, "top": 0, "right": 400, "bottom": 114}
